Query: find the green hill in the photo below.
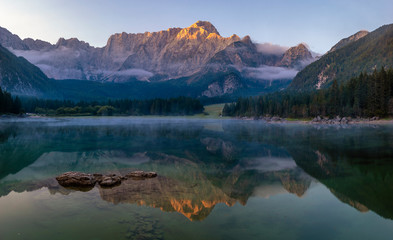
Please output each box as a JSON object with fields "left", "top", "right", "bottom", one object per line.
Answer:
{"left": 289, "top": 24, "right": 393, "bottom": 90}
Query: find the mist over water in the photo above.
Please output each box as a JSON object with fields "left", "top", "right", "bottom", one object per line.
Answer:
{"left": 0, "top": 118, "right": 393, "bottom": 239}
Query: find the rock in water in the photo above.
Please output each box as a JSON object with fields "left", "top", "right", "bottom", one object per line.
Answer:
{"left": 98, "top": 175, "right": 122, "bottom": 187}
{"left": 126, "top": 171, "right": 158, "bottom": 179}
{"left": 56, "top": 170, "right": 157, "bottom": 189}
{"left": 56, "top": 172, "right": 96, "bottom": 188}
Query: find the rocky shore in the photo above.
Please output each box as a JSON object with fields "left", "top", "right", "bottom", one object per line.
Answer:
{"left": 237, "top": 115, "right": 389, "bottom": 125}
{"left": 310, "top": 116, "right": 381, "bottom": 124}
{"left": 56, "top": 171, "right": 157, "bottom": 189}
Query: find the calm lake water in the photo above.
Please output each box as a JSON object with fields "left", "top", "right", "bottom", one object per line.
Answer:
{"left": 0, "top": 117, "right": 393, "bottom": 240}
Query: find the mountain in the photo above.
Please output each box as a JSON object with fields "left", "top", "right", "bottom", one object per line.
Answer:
{"left": 0, "top": 21, "right": 317, "bottom": 99}
{"left": 0, "top": 44, "right": 56, "bottom": 96}
{"left": 290, "top": 24, "right": 393, "bottom": 90}
{"left": 208, "top": 36, "right": 282, "bottom": 68}
{"left": 0, "top": 21, "right": 314, "bottom": 81}
{"left": 0, "top": 45, "right": 263, "bottom": 101}
{"left": 280, "top": 44, "right": 313, "bottom": 69}
{"left": 113, "top": 21, "right": 242, "bottom": 81}
{"left": 328, "top": 30, "right": 369, "bottom": 53}
{"left": 0, "top": 26, "right": 29, "bottom": 50}
{"left": 1, "top": 21, "right": 243, "bottom": 81}
{"left": 22, "top": 38, "right": 53, "bottom": 51}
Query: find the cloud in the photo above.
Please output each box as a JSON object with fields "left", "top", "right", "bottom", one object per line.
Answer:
{"left": 91, "top": 69, "right": 153, "bottom": 78}
{"left": 113, "top": 69, "right": 154, "bottom": 78}
{"left": 298, "top": 58, "right": 317, "bottom": 69}
{"left": 246, "top": 157, "right": 297, "bottom": 172}
{"left": 255, "top": 43, "right": 289, "bottom": 55}
{"left": 90, "top": 69, "right": 154, "bottom": 82}
{"left": 9, "top": 47, "right": 89, "bottom": 79}
{"left": 10, "top": 47, "right": 154, "bottom": 81}
{"left": 244, "top": 65, "right": 298, "bottom": 80}
{"left": 10, "top": 47, "right": 82, "bottom": 64}
{"left": 36, "top": 64, "right": 85, "bottom": 79}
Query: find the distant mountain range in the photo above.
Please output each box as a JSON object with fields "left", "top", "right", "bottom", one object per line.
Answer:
{"left": 290, "top": 23, "right": 393, "bottom": 90}
{"left": 2, "top": 20, "right": 392, "bottom": 100}
{"left": 0, "top": 21, "right": 315, "bottom": 99}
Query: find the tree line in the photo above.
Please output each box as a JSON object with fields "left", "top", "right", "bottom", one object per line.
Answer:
{"left": 23, "top": 96, "right": 204, "bottom": 116}
{"left": 223, "top": 67, "right": 393, "bottom": 118}
{"left": 0, "top": 87, "right": 22, "bottom": 114}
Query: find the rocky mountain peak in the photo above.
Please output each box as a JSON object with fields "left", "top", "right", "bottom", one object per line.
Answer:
{"left": 190, "top": 21, "right": 220, "bottom": 35}
{"left": 230, "top": 34, "right": 241, "bottom": 41}
{"left": 295, "top": 43, "right": 309, "bottom": 51}
{"left": 22, "top": 38, "right": 53, "bottom": 51}
{"left": 241, "top": 35, "right": 252, "bottom": 45}
{"left": 329, "top": 30, "right": 369, "bottom": 53}
{"left": 55, "top": 37, "right": 91, "bottom": 49}
{"left": 280, "top": 43, "right": 313, "bottom": 68}
{"left": 176, "top": 21, "right": 221, "bottom": 40}
{"left": 0, "top": 26, "right": 28, "bottom": 50}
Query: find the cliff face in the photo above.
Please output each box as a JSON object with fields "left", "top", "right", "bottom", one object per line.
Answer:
{"left": 1, "top": 21, "right": 242, "bottom": 81}
{"left": 116, "top": 21, "right": 241, "bottom": 79}
{"left": 208, "top": 37, "right": 263, "bottom": 68}
{"left": 22, "top": 38, "right": 53, "bottom": 51}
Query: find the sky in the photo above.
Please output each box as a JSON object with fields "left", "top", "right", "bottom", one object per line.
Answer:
{"left": 1, "top": 0, "right": 393, "bottom": 53}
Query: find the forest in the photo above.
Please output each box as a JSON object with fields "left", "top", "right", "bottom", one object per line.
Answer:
{"left": 22, "top": 96, "right": 204, "bottom": 116}
{"left": 223, "top": 67, "right": 393, "bottom": 118}
{"left": 0, "top": 87, "right": 22, "bottom": 114}
{"left": 0, "top": 88, "right": 204, "bottom": 116}
{"left": 2, "top": 67, "right": 393, "bottom": 118}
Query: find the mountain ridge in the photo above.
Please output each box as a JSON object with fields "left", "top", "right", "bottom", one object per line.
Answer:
{"left": 289, "top": 23, "right": 393, "bottom": 90}
{"left": 328, "top": 30, "right": 369, "bottom": 53}
{"left": 0, "top": 21, "right": 314, "bottom": 82}
{"left": 0, "top": 21, "right": 316, "bottom": 99}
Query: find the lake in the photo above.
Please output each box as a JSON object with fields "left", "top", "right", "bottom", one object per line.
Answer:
{"left": 0, "top": 117, "right": 392, "bottom": 240}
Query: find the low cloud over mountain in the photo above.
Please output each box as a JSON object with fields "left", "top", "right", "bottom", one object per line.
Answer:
{"left": 244, "top": 66, "right": 299, "bottom": 81}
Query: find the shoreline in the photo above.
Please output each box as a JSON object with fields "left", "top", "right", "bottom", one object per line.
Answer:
{"left": 2, "top": 113, "right": 393, "bottom": 125}
{"left": 236, "top": 116, "right": 393, "bottom": 125}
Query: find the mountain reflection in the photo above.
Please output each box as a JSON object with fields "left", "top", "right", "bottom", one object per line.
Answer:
{"left": 98, "top": 166, "right": 311, "bottom": 221}
{"left": 292, "top": 148, "right": 393, "bottom": 220}
{"left": 0, "top": 118, "right": 393, "bottom": 221}
{"left": 0, "top": 150, "right": 312, "bottom": 221}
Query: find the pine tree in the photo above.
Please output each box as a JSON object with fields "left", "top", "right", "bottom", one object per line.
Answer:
{"left": 329, "top": 79, "right": 339, "bottom": 116}
{"left": 12, "top": 96, "right": 22, "bottom": 114}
